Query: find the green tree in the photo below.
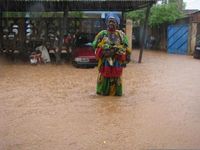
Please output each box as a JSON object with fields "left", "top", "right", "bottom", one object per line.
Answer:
{"left": 168, "top": 0, "right": 185, "bottom": 11}
{"left": 125, "top": 9, "right": 145, "bottom": 26}
{"left": 125, "top": 2, "right": 184, "bottom": 50}
{"left": 149, "top": 3, "right": 184, "bottom": 27}
{"left": 125, "top": 3, "right": 184, "bottom": 27}
{"left": 148, "top": 3, "right": 184, "bottom": 49}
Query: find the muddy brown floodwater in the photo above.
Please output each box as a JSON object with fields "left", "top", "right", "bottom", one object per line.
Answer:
{"left": 0, "top": 50, "right": 200, "bottom": 150}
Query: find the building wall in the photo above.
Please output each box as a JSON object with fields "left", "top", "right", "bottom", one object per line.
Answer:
{"left": 175, "top": 17, "right": 190, "bottom": 25}
{"left": 171, "top": 11, "right": 200, "bottom": 54}
{"left": 190, "top": 12, "right": 200, "bottom": 53}
{"left": 190, "top": 12, "right": 200, "bottom": 23}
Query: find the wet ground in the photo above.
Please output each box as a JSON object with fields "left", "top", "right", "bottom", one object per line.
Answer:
{"left": 0, "top": 50, "right": 200, "bottom": 150}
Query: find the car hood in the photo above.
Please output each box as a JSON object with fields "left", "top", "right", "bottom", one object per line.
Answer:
{"left": 74, "top": 46, "right": 95, "bottom": 57}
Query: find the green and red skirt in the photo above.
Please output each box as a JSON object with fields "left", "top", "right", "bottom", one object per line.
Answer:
{"left": 96, "top": 73, "right": 122, "bottom": 96}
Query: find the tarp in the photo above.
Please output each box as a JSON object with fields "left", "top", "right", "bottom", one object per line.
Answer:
{"left": 36, "top": 45, "right": 51, "bottom": 63}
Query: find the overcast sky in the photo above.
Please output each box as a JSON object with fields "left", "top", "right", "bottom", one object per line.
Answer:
{"left": 183, "top": 0, "right": 200, "bottom": 10}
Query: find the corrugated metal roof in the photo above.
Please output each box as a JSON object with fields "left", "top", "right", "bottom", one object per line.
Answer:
{"left": 1, "top": 0, "right": 157, "bottom": 12}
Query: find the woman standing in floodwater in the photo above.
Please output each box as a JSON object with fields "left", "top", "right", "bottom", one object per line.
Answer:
{"left": 92, "top": 13, "right": 131, "bottom": 96}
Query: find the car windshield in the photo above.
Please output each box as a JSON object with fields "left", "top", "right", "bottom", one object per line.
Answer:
{"left": 75, "top": 33, "right": 94, "bottom": 47}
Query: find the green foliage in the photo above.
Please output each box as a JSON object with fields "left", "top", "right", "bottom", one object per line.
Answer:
{"left": 125, "top": 3, "right": 184, "bottom": 27}
{"left": 125, "top": 9, "right": 145, "bottom": 25}
{"left": 149, "top": 3, "right": 184, "bottom": 27}
{"left": 168, "top": 0, "right": 186, "bottom": 10}
{"left": 68, "top": 11, "right": 84, "bottom": 18}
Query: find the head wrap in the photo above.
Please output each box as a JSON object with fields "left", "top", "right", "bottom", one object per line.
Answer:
{"left": 106, "top": 13, "right": 120, "bottom": 26}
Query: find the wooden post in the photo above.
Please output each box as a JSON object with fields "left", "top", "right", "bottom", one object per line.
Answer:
{"left": 125, "top": 19, "right": 132, "bottom": 51}
{"left": 138, "top": 5, "right": 151, "bottom": 63}
{"left": 190, "top": 23, "right": 197, "bottom": 54}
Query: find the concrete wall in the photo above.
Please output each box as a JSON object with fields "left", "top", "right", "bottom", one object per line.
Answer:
{"left": 125, "top": 19, "right": 132, "bottom": 50}
{"left": 189, "top": 23, "right": 198, "bottom": 54}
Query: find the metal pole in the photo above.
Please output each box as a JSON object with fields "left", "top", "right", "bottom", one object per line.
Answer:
{"left": 138, "top": 5, "right": 151, "bottom": 63}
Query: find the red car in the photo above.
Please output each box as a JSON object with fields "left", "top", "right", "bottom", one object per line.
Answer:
{"left": 72, "top": 42, "right": 97, "bottom": 68}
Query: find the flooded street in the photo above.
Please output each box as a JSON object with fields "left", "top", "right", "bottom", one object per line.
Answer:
{"left": 0, "top": 50, "right": 200, "bottom": 150}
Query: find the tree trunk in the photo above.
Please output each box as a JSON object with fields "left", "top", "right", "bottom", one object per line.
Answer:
{"left": 160, "top": 24, "right": 167, "bottom": 50}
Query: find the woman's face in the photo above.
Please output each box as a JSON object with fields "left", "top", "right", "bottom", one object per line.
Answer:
{"left": 108, "top": 19, "right": 117, "bottom": 31}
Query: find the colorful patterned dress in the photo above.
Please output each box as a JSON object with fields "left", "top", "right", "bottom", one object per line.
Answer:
{"left": 92, "top": 29, "right": 131, "bottom": 96}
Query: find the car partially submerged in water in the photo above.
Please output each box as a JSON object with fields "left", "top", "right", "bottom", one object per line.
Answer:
{"left": 194, "top": 43, "right": 200, "bottom": 59}
{"left": 72, "top": 42, "right": 97, "bottom": 68}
